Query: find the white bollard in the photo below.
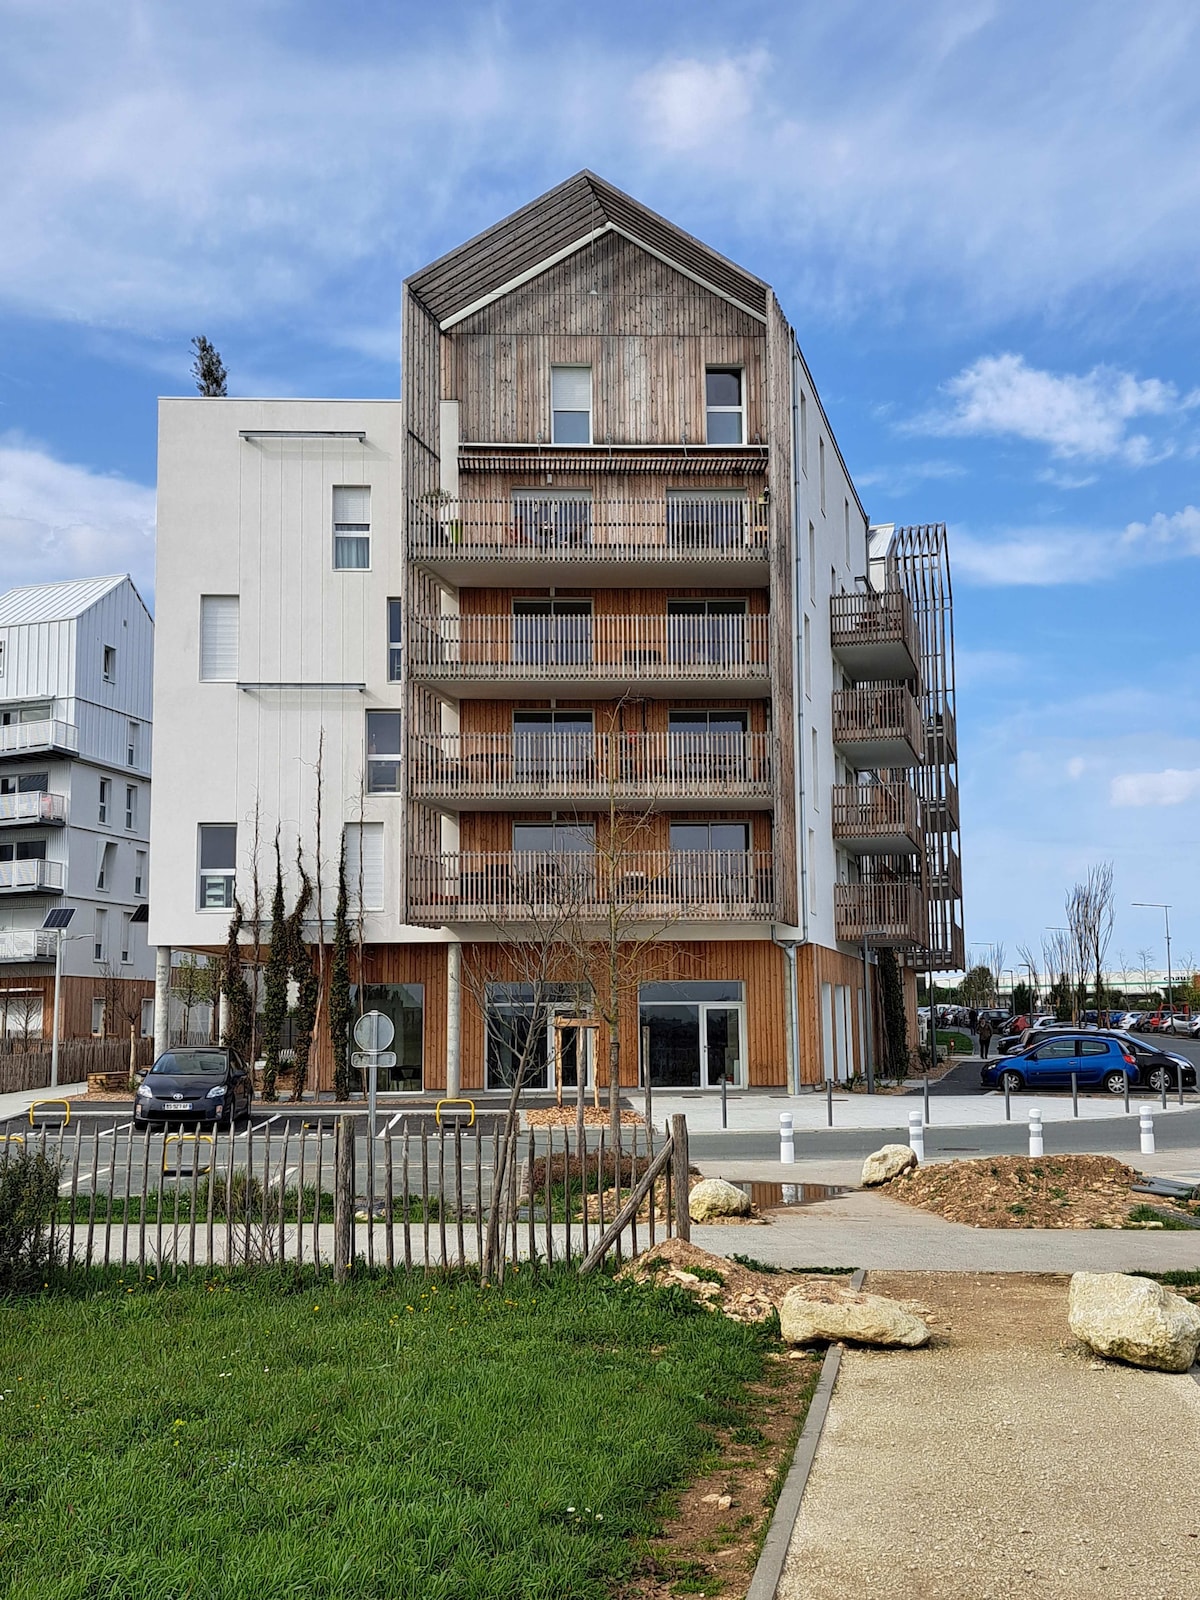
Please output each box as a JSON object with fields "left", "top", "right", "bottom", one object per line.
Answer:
{"left": 1028, "top": 1106, "right": 1044, "bottom": 1158}
{"left": 907, "top": 1109, "right": 925, "bottom": 1164}
{"left": 1140, "top": 1106, "right": 1155, "bottom": 1156}
{"left": 779, "top": 1111, "right": 795, "bottom": 1166}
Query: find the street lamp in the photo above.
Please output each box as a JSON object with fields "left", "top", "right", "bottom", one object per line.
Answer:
{"left": 1132, "top": 902, "right": 1174, "bottom": 1030}
{"left": 41, "top": 906, "right": 76, "bottom": 1090}
{"left": 1020, "top": 960, "right": 1037, "bottom": 1015}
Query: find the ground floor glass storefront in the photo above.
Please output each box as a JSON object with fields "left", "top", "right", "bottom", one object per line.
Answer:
{"left": 351, "top": 983, "right": 424, "bottom": 1091}
{"left": 639, "top": 981, "right": 745, "bottom": 1088}
{"left": 485, "top": 982, "right": 595, "bottom": 1091}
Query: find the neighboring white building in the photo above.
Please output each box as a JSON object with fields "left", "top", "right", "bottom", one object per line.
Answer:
{"left": 0, "top": 574, "right": 155, "bottom": 1040}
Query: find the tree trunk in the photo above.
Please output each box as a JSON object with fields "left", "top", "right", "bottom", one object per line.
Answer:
{"left": 608, "top": 1024, "right": 621, "bottom": 1152}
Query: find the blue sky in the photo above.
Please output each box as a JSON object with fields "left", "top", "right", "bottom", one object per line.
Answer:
{"left": 2, "top": 0, "right": 1198, "bottom": 975}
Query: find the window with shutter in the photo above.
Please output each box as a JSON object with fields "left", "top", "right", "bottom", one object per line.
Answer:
{"left": 333, "top": 485, "right": 371, "bottom": 569}
{"left": 551, "top": 367, "right": 592, "bottom": 445}
{"left": 199, "top": 595, "right": 239, "bottom": 681}
{"left": 345, "top": 823, "right": 385, "bottom": 912}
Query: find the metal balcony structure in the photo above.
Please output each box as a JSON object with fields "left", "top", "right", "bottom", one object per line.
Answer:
{"left": 0, "top": 720, "right": 78, "bottom": 759}
{"left": 831, "top": 686, "right": 923, "bottom": 770}
{"left": 409, "top": 492, "right": 770, "bottom": 587}
{"left": 0, "top": 929, "right": 56, "bottom": 962}
{"left": 925, "top": 704, "right": 957, "bottom": 761}
{"left": 0, "top": 793, "right": 67, "bottom": 827}
{"left": 831, "top": 781, "right": 923, "bottom": 855}
{"left": 923, "top": 774, "right": 960, "bottom": 828}
{"left": 834, "top": 880, "right": 925, "bottom": 947}
{"left": 408, "top": 849, "right": 775, "bottom": 924}
{"left": 407, "top": 612, "right": 771, "bottom": 697}
{"left": 0, "top": 860, "right": 64, "bottom": 894}
{"left": 410, "top": 731, "right": 773, "bottom": 810}
{"left": 830, "top": 590, "right": 920, "bottom": 683}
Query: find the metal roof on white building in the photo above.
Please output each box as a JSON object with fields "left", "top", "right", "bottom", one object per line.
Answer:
{"left": 0, "top": 574, "right": 131, "bottom": 626}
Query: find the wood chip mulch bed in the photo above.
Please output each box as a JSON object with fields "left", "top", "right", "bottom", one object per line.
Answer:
{"left": 880, "top": 1153, "right": 1195, "bottom": 1229}
{"left": 524, "top": 1105, "right": 644, "bottom": 1127}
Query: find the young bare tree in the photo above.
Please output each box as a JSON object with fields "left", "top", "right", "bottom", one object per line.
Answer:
{"left": 1016, "top": 942, "right": 1041, "bottom": 1016}
{"left": 1065, "top": 863, "right": 1115, "bottom": 1021}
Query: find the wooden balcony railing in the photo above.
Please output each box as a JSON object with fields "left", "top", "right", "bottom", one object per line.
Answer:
{"left": 408, "top": 850, "right": 775, "bottom": 923}
{"left": 0, "top": 929, "right": 56, "bottom": 962}
{"left": 831, "top": 781, "right": 923, "bottom": 852}
{"left": 829, "top": 590, "right": 920, "bottom": 682}
{"left": 0, "top": 719, "right": 77, "bottom": 757}
{"left": 924, "top": 774, "right": 960, "bottom": 828}
{"left": 408, "top": 613, "right": 771, "bottom": 684}
{"left": 834, "top": 880, "right": 925, "bottom": 947}
{"left": 0, "top": 792, "right": 67, "bottom": 826}
{"left": 0, "top": 860, "right": 64, "bottom": 894}
{"left": 409, "top": 494, "right": 770, "bottom": 565}
{"left": 831, "top": 686, "right": 922, "bottom": 765}
{"left": 410, "top": 731, "right": 773, "bottom": 804}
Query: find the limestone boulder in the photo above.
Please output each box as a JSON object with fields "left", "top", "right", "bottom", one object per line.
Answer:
{"left": 861, "top": 1144, "right": 919, "bottom": 1187}
{"left": 779, "top": 1285, "right": 930, "bottom": 1348}
{"left": 689, "top": 1178, "right": 752, "bottom": 1222}
{"left": 1068, "top": 1272, "right": 1200, "bottom": 1372}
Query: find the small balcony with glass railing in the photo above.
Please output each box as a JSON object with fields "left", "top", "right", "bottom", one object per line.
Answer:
{"left": 0, "top": 709, "right": 77, "bottom": 760}
{"left": 0, "top": 792, "right": 67, "bottom": 828}
{"left": 409, "top": 489, "right": 770, "bottom": 585}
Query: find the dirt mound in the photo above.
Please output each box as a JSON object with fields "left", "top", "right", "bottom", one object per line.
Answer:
{"left": 619, "top": 1237, "right": 852, "bottom": 1323}
{"left": 884, "top": 1154, "right": 1145, "bottom": 1229}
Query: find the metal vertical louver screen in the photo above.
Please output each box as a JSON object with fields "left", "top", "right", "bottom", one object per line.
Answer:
{"left": 200, "top": 596, "right": 239, "bottom": 681}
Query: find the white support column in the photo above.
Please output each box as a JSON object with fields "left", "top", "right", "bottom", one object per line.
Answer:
{"left": 446, "top": 939, "right": 462, "bottom": 1099}
{"left": 153, "top": 946, "right": 172, "bottom": 1059}
{"left": 218, "top": 990, "right": 230, "bottom": 1047}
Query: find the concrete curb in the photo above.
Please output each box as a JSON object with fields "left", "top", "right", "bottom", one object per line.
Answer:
{"left": 745, "top": 1266, "right": 865, "bottom": 1600}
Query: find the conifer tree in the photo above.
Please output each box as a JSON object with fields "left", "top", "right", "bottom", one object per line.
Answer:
{"left": 190, "top": 335, "right": 228, "bottom": 396}
{"left": 328, "top": 832, "right": 354, "bottom": 1101}
{"left": 261, "top": 830, "right": 290, "bottom": 1101}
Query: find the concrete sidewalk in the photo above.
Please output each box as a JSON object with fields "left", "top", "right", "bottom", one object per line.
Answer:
{"left": 0, "top": 1082, "right": 85, "bottom": 1127}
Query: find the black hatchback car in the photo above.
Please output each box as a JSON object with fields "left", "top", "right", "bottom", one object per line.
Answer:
{"left": 133, "top": 1048, "right": 253, "bottom": 1128}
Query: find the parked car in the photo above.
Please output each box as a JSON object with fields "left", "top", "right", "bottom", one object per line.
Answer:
{"left": 981, "top": 1035, "right": 1138, "bottom": 1095}
{"left": 984, "top": 1032, "right": 1195, "bottom": 1093}
{"left": 1147, "top": 1011, "right": 1191, "bottom": 1034}
{"left": 133, "top": 1048, "right": 254, "bottom": 1128}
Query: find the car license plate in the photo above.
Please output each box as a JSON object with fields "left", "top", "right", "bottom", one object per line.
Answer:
{"left": 173, "top": 1103, "right": 193, "bottom": 1112}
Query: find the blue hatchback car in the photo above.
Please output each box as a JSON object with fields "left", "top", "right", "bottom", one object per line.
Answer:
{"left": 981, "top": 1034, "right": 1138, "bottom": 1095}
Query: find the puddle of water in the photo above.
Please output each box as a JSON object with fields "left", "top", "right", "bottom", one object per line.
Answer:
{"left": 738, "top": 1181, "right": 849, "bottom": 1209}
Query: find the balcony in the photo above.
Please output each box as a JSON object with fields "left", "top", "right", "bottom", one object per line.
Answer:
{"left": 408, "top": 850, "right": 775, "bottom": 924}
{"left": 831, "top": 781, "right": 923, "bottom": 855}
{"left": 832, "top": 686, "right": 922, "bottom": 770}
{"left": 0, "top": 929, "right": 56, "bottom": 962}
{"left": 927, "top": 849, "right": 963, "bottom": 900}
{"left": 408, "top": 613, "right": 771, "bottom": 697}
{"left": 830, "top": 591, "right": 919, "bottom": 683}
{"left": 410, "top": 731, "right": 773, "bottom": 810}
{"left": 834, "top": 880, "right": 925, "bottom": 947}
{"left": 923, "top": 774, "right": 960, "bottom": 829}
{"left": 925, "top": 705, "right": 957, "bottom": 761}
{"left": 0, "top": 860, "right": 64, "bottom": 895}
{"left": 409, "top": 493, "right": 770, "bottom": 587}
{"left": 0, "top": 719, "right": 77, "bottom": 759}
{"left": 0, "top": 793, "right": 66, "bottom": 827}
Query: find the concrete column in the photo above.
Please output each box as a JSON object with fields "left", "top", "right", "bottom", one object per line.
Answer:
{"left": 446, "top": 939, "right": 462, "bottom": 1099}
{"left": 153, "top": 946, "right": 172, "bottom": 1059}
{"left": 218, "top": 990, "right": 230, "bottom": 1047}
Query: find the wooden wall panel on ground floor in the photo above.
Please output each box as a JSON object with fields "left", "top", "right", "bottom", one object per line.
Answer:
{"left": 0, "top": 973, "right": 156, "bottom": 1044}
{"left": 795, "top": 943, "right": 873, "bottom": 1087}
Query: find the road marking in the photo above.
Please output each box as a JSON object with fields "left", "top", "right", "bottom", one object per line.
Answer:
{"left": 383, "top": 1112, "right": 404, "bottom": 1134}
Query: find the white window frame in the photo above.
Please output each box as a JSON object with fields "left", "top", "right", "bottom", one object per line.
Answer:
{"left": 550, "top": 366, "right": 592, "bottom": 446}
{"left": 140, "top": 997, "right": 155, "bottom": 1039}
{"left": 333, "top": 485, "right": 371, "bottom": 571}
{"left": 365, "top": 711, "right": 402, "bottom": 795}
{"left": 345, "top": 821, "right": 385, "bottom": 912}
{"left": 125, "top": 784, "right": 137, "bottom": 831}
{"left": 96, "top": 840, "right": 115, "bottom": 892}
{"left": 387, "top": 598, "right": 402, "bottom": 682}
{"left": 93, "top": 910, "right": 107, "bottom": 965}
{"left": 198, "top": 823, "right": 237, "bottom": 911}
{"left": 102, "top": 645, "right": 116, "bottom": 683}
{"left": 127, "top": 721, "right": 139, "bottom": 768}
{"left": 98, "top": 777, "right": 110, "bottom": 825}
{"left": 91, "top": 998, "right": 105, "bottom": 1036}
{"left": 199, "top": 595, "right": 240, "bottom": 682}
{"left": 120, "top": 911, "right": 132, "bottom": 965}
{"left": 135, "top": 850, "right": 146, "bottom": 898}
{"left": 705, "top": 367, "right": 744, "bottom": 446}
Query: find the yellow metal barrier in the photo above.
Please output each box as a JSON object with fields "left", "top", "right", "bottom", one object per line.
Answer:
{"left": 435, "top": 1097, "right": 476, "bottom": 1127}
{"left": 162, "top": 1133, "right": 215, "bottom": 1176}
{"left": 28, "top": 1099, "right": 70, "bottom": 1127}
{"left": 0, "top": 1133, "right": 25, "bottom": 1145}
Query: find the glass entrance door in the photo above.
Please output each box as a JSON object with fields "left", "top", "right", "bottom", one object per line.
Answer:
{"left": 553, "top": 1016, "right": 596, "bottom": 1093}
{"left": 703, "top": 1006, "right": 742, "bottom": 1088}
{"left": 640, "top": 985, "right": 746, "bottom": 1089}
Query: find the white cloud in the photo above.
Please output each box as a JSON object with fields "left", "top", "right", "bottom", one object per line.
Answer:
{"left": 1112, "top": 769, "right": 1200, "bottom": 807}
{"left": 921, "top": 353, "right": 1190, "bottom": 463}
{"left": 856, "top": 459, "right": 966, "bottom": 495}
{"left": 632, "top": 54, "right": 765, "bottom": 156}
{"left": 951, "top": 504, "right": 1200, "bottom": 585}
{"left": 1066, "top": 757, "right": 1086, "bottom": 780}
{"left": 0, "top": 436, "right": 155, "bottom": 601}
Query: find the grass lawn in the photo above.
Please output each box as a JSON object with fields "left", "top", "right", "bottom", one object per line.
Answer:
{"left": 0, "top": 1266, "right": 781, "bottom": 1599}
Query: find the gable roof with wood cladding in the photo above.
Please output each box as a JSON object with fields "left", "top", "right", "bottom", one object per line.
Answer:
{"left": 407, "top": 171, "right": 770, "bottom": 329}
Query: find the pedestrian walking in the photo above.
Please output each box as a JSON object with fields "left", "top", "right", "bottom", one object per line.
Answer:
{"left": 978, "top": 1016, "right": 993, "bottom": 1058}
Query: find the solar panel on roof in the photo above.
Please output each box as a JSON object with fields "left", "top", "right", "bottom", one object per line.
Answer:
{"left": 42, "top": 907, "right": 76, "bottom": 930}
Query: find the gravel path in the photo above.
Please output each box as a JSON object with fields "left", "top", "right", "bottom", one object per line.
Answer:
{"left": 778, "top": 1272, "right": 1200, "bottom": 1600}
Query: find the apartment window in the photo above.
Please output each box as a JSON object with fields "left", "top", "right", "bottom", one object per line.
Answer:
{"left": 0, "top": 640, "right": 4, "bottom": 678}
{"left": 811, "top": 727, "right": 819, "bottom": 804}
{"left": 0, "top": 840, "right": 46, "bottom": 862}
{"left": 96, "top": 841, "right": 115, "bottom": 892}
{"left": 333, "top": 485, "right": 371, "bottom": 570}
{"left": 366, "top": 711, "right": 402, "bottom": 794}
{"left": 120, "top": 911, "right": 132, "bottom": 965}
{"left": 1, "top": 772, "right": 48, "bottom": 795}
{"left": 387, "top": 599, "right": 402, "bottom": 682}
{"left": 0, "top": 703, "right": 51, "bottom": 726}
{"left": 844, "top": 499, "right": 851, "bottom": 566}
{"left": 808, "top": 828, "right": 816, "bottom": 912}
{"left": 666, "top": 598, "right": 746, "bottom": 666}
{"left": 344, "top": 821, "right": 385, "bottom": 912}
{"left": 808, "top": 522, "right": 816, "bottom": 604}
{"left": 803, "top": 620, "right": 812, "bottom": 699}
{"left": 799, "top": 390, "right": 808, "bottom": 476}
{"left": 135, "top": 849, "right": 146, "bottom": 897}
{"left": 198, "top": 823, "right": 237, "bottom": 910}
{"left": 91, "top": 998, "right": 105, "bottom": 1036}
{"left": 200, "top": 595, "right": 239, "bottom": 681}
{"left": 513, "top": 822, "right": 595, "bottom": 852}
{"left": 512, "top": 488, "right": 593, "bottom": 550}
{"left": 819, "top": 437, "right": 826, "bottom": 515}
{"left": 705, "top": 369, "right": 744, "bottom": 445}
{"left": 127, "top": 721, "right": 139, "bottom": 768}
{"left": 512, "top": 599, "right": 593, "bottom": 666}
{"left": 140, "top": 998, "right": 155, "bottom": 1039}
{"left": 98, "top": 778, "right": 110, "bottom": 824}
{"left": 550, "top": 366, "right": 592, "bottom": 445}
{"left": 93, "top": 910, "right": 108, "bottom": 965}
{"left": 102, "top": 645, "right": 116, "bottom": 683}
{"left": 666, "top": 490, "right": 748, "bottom": 552}
{"left": 513, "top": 710, "right": 594, "bottom": 782}
{"left": 125, "top": 785, "right": 138, "bottom": 831}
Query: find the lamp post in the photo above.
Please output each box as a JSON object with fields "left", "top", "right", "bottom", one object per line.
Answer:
{"left": 861, "top": 935, "right": 875, "bottom": 1094}
{"left": 41, "top": 907, "right": 77, "bottom": 1090}
{"left": 1020, "top": 960, "right": 1037, "bottom": 1017}
{"left": 1132, "top": 902, "right": 1174, "bottom": 1031}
